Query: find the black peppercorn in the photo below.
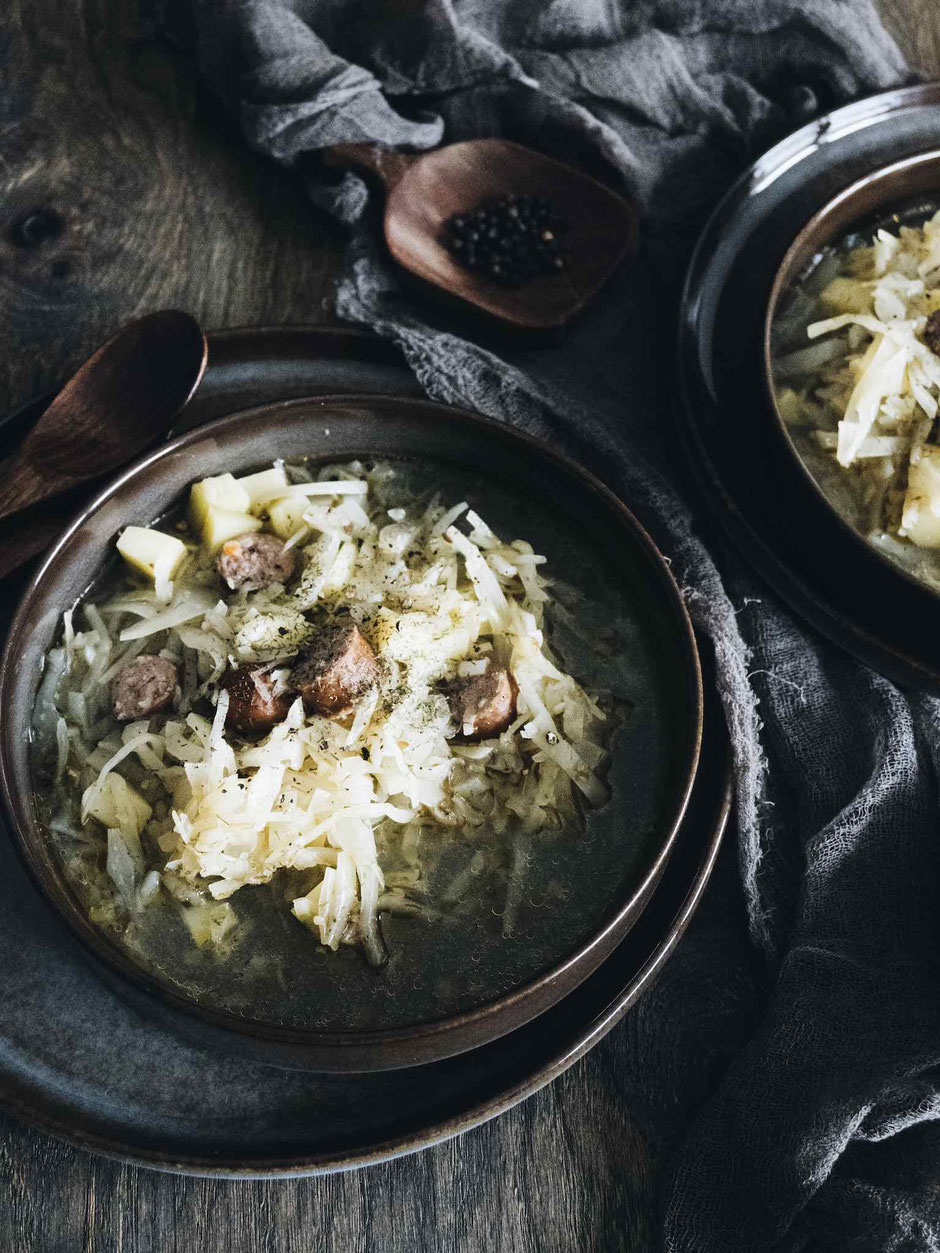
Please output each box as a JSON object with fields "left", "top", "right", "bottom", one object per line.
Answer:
{"left": 442, "top": 192, "right": 571, "bottom": 287}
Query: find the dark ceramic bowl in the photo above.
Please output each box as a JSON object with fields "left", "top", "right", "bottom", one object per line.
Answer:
{"left": 677, "top": 82, "right": 940, "bottom": 694}
{"left": 764, "top": 149, "right": 940, "bottom": 603}
{"left": 0, "top": 395, "right": 702, "bottom": 1071}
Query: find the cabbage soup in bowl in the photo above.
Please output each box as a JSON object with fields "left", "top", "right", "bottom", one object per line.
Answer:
{"left": 0, "top": 396, "right": 702, "bottom": 1070}
{"left": 767, "top": 150, "right": 940, "bottom": 596}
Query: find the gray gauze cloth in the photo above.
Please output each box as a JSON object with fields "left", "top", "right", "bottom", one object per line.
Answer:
{"left": 190, "top": 1, "right": 940, "bottom": 1248}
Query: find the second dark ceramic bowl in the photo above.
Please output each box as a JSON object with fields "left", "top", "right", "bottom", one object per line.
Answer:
{"left": 764, "top": 149, "right": 940, "bottom": 605}
{"left": 0, "top": 394, "right": 702, "bottom": 1072}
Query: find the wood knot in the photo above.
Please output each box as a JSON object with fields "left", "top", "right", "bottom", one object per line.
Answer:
{"left": 8, "top": 207, "right": 65, "bottom": 250}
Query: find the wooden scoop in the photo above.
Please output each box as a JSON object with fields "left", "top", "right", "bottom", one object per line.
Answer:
{"left": 324, "top": 139, "right": 637, "bottom": 329}
{"left": 0, "top": 311, "right": 207, "bottom": 524}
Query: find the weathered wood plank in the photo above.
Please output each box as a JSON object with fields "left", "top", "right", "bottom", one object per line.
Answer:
{"left": 0, "top": 0, "right": 344, "bottom": 416}
{"left": 0, "top": 1070, "right": 655, "bottom": 1253}
{"left": 879, "top": 0, "right": 940, "bottom": 76}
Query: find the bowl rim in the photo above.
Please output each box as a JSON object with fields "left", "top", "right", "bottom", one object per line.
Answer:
{"left": 0, "top": 392, "right": 703, "bottom": 1060}
{"left": 762, "top": 146, "right": 940, "bottom": 605}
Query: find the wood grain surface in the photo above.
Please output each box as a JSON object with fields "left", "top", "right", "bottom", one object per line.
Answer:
{"left": 0, "top": 3, "right": 936, "bottom": 1251}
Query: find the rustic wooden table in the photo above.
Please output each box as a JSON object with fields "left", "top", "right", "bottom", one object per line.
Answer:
{"left": 0, "top": 4, "right": 936, "bottom": 1251}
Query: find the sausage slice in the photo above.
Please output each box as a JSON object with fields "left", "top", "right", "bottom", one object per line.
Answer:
{"left": 291, "top": 622, "right": 379, "bottom": 716}
{"left": 221, "top": 665, "right": 293, "bottom": 735}
{"left": 449, "top": 665, "right": 518, "bottom": 740}
{"left": 112, "top": 655, "right": 178, "bottom": 722}
{"left": 217, "top": 533, "right": 296, "bottom": 592}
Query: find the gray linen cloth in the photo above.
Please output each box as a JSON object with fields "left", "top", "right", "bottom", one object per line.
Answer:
{"left": 190, "top": 1, "right": 940, "bottom": 1247}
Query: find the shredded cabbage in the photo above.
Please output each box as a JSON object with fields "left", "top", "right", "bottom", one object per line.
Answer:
{"left": 774, "top": 209, "right": 940, "bottom": 552}
{"left": 42, "top": 461, "right": 613, "bottom": 965}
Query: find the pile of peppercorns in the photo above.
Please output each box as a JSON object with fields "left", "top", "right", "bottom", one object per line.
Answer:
{"left": 443, "top": 193, "right": 570, "bottom": 287}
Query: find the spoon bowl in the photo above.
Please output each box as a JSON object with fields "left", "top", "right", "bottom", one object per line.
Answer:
{"left": 325, "top": 140, "right": 637, "bottom": 328}
{"left": 0, "top": 311, "right": 207, "bottom": 524}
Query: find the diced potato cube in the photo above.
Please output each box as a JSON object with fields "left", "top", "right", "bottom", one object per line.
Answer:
{"left": 85, "top": 774, "right": 151, "bottom": 837}
{"left": 901, "top": 445, "right": 940, "bottom": 547}
{"left": 200, "top": 507, "right": 262, "bottom": 553}
{"left": 268, "top": 496, "right": 310, "bottom": 539}
{"left": 775, "top": 387, "right": 804, "bottom": 427}
{"left": 236, "top": 465, "right": 290, "bottom": 512}
{"left": 189, "top": 474, "right": 251, "bottom": 531}
{"left": 117, "top": 526, "right": 187, "bottom": 583}
{"left": 292, "top": 883, "right": 323, "bottom": 932}
{"left": 179, "top": 900, "right": 236, "bottom": 949}
{"left": 820, "top": 277, "right": 874, "bottom": 315}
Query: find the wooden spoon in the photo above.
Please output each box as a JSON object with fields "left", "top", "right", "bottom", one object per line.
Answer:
{"left": 323, "top": 139, "right": 637, "bottom": 329}
{"left": 0, "top": 311, "right": 207, "bottom": 524}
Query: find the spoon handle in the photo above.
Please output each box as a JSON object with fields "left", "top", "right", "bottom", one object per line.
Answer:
{"left": 0, "top": 521, "right": 59, "bottom": 581}
{"left": 321, "top": 144, "right": 419, "bottom": 193}
{"left": 0, "top": 456, "right": 54, "bottom": 523}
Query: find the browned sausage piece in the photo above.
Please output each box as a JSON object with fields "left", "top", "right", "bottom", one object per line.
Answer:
{"left": 291, "top": 622, "right": 379, "bottom": 716}
{"left": 217, "top": 533, "right": 296, "bottom": 592}
{"left": 221, "top": 665, "right": 293, "bottom": 735}
{"left": 112, "top": 655, "right": 179, "bottom": 722}
{"left": 448, "top": 665, "right": 518, "bottom": 740}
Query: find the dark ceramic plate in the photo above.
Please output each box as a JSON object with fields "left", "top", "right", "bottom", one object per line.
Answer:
{"left": 0, "top": 326, "right": 725, "bottom": 1171}
{"left": 0, "top": 393, "right": 701, "bottom": 1071}
{"left": 677, "top": 82, "right": 940, "bottom": 691}
{"left": 0, "top": 664, "right": 727, "bottom": 1176}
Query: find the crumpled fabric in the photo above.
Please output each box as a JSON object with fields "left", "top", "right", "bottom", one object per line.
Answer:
{"left": 188, "top": 1, "right": 940, "bottom": 1247}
